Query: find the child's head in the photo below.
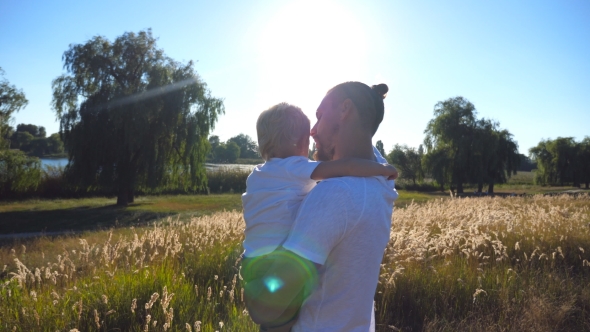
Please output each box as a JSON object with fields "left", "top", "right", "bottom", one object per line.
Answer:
{"left": 257, "top": 102, "right": 310, "bottom": 161}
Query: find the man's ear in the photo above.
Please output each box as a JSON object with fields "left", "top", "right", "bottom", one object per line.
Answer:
{"left": 340, "top": 98, "right": 355, "bottom": 120}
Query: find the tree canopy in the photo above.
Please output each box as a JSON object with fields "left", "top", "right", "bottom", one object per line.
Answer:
{"left": 52, "top": 29, "right": 224, "bottom": 205}
{"left": 387, "top": 144, "right": 423, "bottom": 185}
{"left": 530, "top": 137, "right": 590, "bottom": 188}
{"left": 207, "top": 134, "right": 259, "bottom": 163}
{"left": 15, "top": 123, "right": 46, "bottom": 138}
{"left": 227, "top": 133, "right": 259, "bottom": 159}
{"left": 375, "top": 140, "right": 385, "bottom": 157}
{"left": 0, "top": 68, "right": 42, "bottom": 196}
{"left": 8, "top": 124, "right": 64, "bottom": 157}
{"left": 214, "top": 141, "right": 241, "bottom": 163}
{"left": 0, "top": 67, "right": 29, "bottom": 150}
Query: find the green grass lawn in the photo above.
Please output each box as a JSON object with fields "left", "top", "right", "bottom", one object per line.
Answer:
{"left": 0, "top": 194, "right": 243, "bottom": 235}
{"left": 0, "top": 191, "right": 441, "bottom": 236}
{"left": 1, "top": 181, "right": 583, "bottom": 237}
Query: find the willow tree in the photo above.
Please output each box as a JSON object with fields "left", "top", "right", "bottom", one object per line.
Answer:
{"left": 530, "top": 137, "right": 584, "bottom": 187}
{"left": 52, "top": 30, "right": 224, "bottom": 205}
{"left": 424, "top": 97, "right": 519, "bottom": 194}
{"left": 424, "top": 97, "right": 477, "bottom": 193}
{"left": 484, "top": 128, "right": 519, "bottom": 193}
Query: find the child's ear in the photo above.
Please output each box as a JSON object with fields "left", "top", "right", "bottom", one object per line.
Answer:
{"left": 298, "top": 135, "right": 310, "bottom": 156}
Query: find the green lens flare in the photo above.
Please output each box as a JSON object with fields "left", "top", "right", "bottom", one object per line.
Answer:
{"left": 263, "top": 276, "right": 284, "bottom": 293}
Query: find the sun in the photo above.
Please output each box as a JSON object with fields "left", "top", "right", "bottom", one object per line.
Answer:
{"left": 255, "top": 0, "right": 369, "bottom": 118}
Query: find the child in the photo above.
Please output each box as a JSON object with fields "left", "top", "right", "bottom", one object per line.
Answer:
{"left": 241, "top": 102, "right": 397, "bottom": 331}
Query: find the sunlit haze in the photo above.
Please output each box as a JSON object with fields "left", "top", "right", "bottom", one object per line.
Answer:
{"left": 1, "top": 0, "right": 589, "bottom": 154}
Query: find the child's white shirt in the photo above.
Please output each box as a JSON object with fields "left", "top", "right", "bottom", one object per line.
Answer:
{"left": 242, "top": 156, "right": 319, "bottom": 257}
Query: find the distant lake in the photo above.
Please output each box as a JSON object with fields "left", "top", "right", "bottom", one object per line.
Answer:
{"left": 40, "top": 158, "right": 68, "bottom": 168}
{"left": 39, "top": 158, "right": 254, "bottom": 173}
{"left": 205, "top": 163, "right": 255, "bottom": 173}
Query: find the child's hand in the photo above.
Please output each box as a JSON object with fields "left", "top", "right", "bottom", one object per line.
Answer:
{"left": 383, "top": 164, "right": 399, "bottom": 180}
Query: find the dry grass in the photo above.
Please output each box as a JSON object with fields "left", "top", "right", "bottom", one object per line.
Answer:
{"left": 1, "top": 195, "right": 589, "bottom": 331}
{"left": 0, "top": 212, "right": 255, "bottom": 331}
{"left": 377, "top": 194, "right": 590, "bottom": 331}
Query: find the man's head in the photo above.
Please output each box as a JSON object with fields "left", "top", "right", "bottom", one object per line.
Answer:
{"left": 257, "top": 102, "right": 310, "bottom": 161}
{"left": 311, "top": 82, "right": 388, "bottom": 161}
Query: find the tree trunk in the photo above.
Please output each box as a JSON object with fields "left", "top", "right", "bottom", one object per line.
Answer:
{"left": 488, "top": 182, "right": 495, "bottom": 194}
{"left": 477, "top": 183, "right": 483, "bottom": 193}
{"left": 457, "top": 182, "right": 464, "bottom": 194}
{"left": 586, "top": 182, "right": 589, "bottom": 189}
{"left": 127, "top": 188, "right": 135, "bottom": 204}
{"left": 117, "top": 188, "right": 129, "bottom": 206}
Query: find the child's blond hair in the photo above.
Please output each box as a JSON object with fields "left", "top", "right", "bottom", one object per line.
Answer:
{"left": 256, "top": 103, "right": 310, "bottom": 161}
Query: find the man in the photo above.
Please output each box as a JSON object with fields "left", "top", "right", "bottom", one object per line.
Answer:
{"left": 244, "top": 82, "right": 398, "bottom": 331}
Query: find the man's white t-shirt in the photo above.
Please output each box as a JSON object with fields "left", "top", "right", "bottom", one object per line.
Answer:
{"left": 283, "top": 175, "right": 398, "bottom": 331}
{"left": 241, "top": 156, "right": 319, "bottom": 257}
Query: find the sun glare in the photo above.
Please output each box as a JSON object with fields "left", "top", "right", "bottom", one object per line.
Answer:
{"left": 256, "top": 0, "right": 368, "bottom": 118}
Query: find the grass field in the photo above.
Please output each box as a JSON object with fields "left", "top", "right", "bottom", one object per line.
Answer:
{"left": 1, "top": 190, "right": 589, "bottom": 331}
{"left": 0, "top": 191, "right": 436, "bottom": 235}
{"left": 0, "top": 195, "right": 244, "bottom": 235}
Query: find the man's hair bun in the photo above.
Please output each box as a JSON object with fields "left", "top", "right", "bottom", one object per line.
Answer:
{"left": 371, "top": 84, "right": 388, "bottom": 99}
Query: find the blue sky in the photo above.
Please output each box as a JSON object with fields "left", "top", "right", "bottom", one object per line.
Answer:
{"left": 1, "top": 0, "right": 589, "bottom": 154}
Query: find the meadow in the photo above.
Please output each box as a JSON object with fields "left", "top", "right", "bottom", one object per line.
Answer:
{"left": 1, "top": 192, "right": 589, "bottom": 331}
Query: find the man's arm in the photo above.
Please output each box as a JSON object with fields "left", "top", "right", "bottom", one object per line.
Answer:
{"left": 310, "top": 158, "right": 398, "bottom": 180}
{"left": 243, "top": 249, "right": 319, "bottom": 324}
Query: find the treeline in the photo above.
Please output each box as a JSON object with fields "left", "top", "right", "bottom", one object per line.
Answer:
{"left": 530, "top": 137, "right": 590, "bottom": 188}
{"left": 1, "top": 29, "right": 587, "bottom": 201}
{"left": 382, "top": 97, "right": 537, "bottom": 194}
{"left": 383, "top": 97, "right": 589, "bottom": 192}
{"left": 4, "top": 123, "right": 65, "bottom": 157}
{"left": 207, "top": 134, "right": 261, "bottom": 163}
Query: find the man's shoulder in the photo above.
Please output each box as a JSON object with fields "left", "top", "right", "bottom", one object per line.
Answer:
{"left": 312, "top": 176, "right": 397, "bottom": 202}
{"left": 315, "top": 176, "right": 387, "bottom": 190}
{"left": 311, "top": 177, "right": 354, "bottom": 192}
{"left": 306, "top": 177, "right": 365, "bottom": 203}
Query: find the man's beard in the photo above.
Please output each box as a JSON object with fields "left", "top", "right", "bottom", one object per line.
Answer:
{"left": 314, "top": 123, "right": 339, "bottom": 161}
{"left": 314, "top": 145, "right": 335, "bottom": 161}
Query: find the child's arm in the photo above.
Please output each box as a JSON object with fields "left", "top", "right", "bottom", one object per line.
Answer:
{"left": 310, "top": 158, "right": 398, "bottom": 180}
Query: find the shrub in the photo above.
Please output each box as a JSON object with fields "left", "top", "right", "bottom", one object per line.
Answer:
{"left": 207, "top": 168, "right": 250, "bottom": 194}
{"left": 0, "top": 150, "right": 42, "bottom": 198}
